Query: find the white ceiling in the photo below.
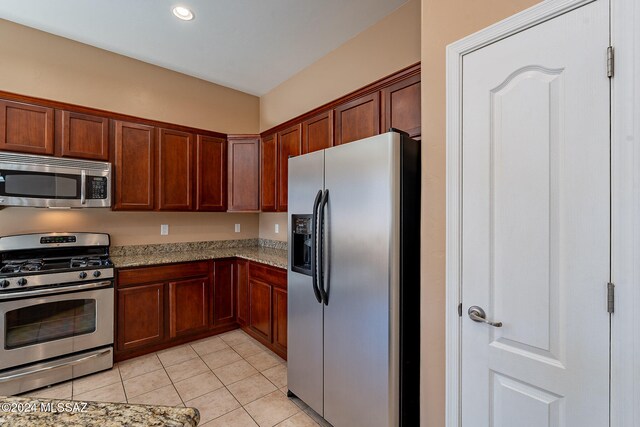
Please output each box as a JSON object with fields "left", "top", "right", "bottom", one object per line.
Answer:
{"left": 0, "top": 0, "right": 408, "bottom": 96}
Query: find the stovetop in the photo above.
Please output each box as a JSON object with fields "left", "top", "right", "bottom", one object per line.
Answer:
{"left": 0, "top": 232, "right": 114, "bottom": 292}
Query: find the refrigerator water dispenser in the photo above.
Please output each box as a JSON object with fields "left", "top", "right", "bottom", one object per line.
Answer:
{"left": 291, "top": 214, "right": 312, "bottom": 276}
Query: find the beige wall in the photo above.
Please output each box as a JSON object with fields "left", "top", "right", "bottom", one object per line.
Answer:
{"left": 0, "top": 19, "right": 259, "bottom": 134}
{"left": 259, "top": 0, "right": 421, "bottom": 131}
{"left": 258, "top": 213, "right": 288, "bottom": 242}
{"left": 0, "top": 19, "right": 261, "bottom": 245}
{"left": 0, "top": 208, "right": 259, "bottom": 247}
{"left": 420, "top": 0, "right": 540, "bottom": 425}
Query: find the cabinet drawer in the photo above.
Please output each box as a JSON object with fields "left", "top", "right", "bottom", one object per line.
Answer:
{"left": 118, "top": 261, "right": 210, "bottom": 287}
{"left": 249, "top": 262, "right": 286, "bottom": 289}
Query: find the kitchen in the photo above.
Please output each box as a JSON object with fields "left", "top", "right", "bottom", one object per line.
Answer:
{"left": 1, "top": 0, "right": 640, "bottom": 426}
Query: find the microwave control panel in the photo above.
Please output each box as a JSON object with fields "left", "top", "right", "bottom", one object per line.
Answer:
{"left": 86, "top": 176, "right": 108, "bottom": 200}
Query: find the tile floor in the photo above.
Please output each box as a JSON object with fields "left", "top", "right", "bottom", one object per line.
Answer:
{"left": 19, "top": 329, "right": 331, "bottom": 427}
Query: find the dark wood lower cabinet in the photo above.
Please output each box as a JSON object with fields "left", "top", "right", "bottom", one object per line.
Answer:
{"left": 115, "top": 259, "right": 287, "bottom": 362}
{"left": 169, "top": 277, "right": 209, "bottom": 339}
{"left": 117, "top": 283, "right": 164, "bottom": 351}
{"left": 236, "top": 260, "right": 249, "bottom": 326}
{"left": 213, "top": 260, "right": 235, "bottom": 326}
{"left": 249, "top": 278, "right": 272, "bottom": 342}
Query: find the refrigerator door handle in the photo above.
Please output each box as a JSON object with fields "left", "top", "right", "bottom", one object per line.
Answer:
{"left": 318, "top": 189, "right": 330, "bottom": 305}
{"left": 311, "top": 190, "right": 323, "bottom": 303}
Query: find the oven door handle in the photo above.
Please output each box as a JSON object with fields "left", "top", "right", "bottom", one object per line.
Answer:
{"left": 0, "top": 348, "right": 111, "bottom": 383}
{"left": 80, "top": 170, "right": 87, "bottom": 205}
{"left": 0, "top": 280, "right": 113, "bottom": 300}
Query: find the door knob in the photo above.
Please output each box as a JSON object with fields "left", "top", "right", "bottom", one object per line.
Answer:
{"left": 468, "top": 306, "right": 502, "bottom": 327}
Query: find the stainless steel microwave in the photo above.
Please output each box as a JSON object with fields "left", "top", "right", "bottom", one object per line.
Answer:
{"left": 0, "top": 153, "right": 111, "bottom": 208}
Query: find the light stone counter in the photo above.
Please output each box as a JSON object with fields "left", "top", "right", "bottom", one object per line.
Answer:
{"left": 0, "top": 396, "right": 199, "bottom": 427}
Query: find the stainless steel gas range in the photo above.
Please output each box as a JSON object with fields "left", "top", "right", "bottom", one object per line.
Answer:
{"left": 0, "top": 232, "right": 114, "bottom": 395}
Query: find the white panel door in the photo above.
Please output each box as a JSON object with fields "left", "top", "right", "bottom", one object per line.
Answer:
{"left": 461, "top": 1, "right": 610, "bottom": 426}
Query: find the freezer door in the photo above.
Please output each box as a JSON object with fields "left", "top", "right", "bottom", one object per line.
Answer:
{"left": 287, "top": 149, "right": 325, "bottom": 415}
{"left": 323, "top": 133, "right": 401, "bottom": 427}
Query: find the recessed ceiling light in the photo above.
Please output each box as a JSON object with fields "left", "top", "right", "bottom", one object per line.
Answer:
{"left": 172, "top": 6, "right": 194, "bottom": 21}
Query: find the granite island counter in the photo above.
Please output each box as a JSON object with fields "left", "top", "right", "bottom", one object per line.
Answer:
{"left": 0, "top": 396, "right": 199, "bottom": 427}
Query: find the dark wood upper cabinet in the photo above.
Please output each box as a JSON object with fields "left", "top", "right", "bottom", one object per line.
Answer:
{"left": 117, "top": 283, "right": 164, "bottom": 351}
{"left": 260, "top": 133, "right": 277, "bottom": 212}
{"left": 381, "top": 74, "right": 421, "bottom": 138}
{"left": 0, "top": 99, "right": 54, "bottom": 155}
{"left": 276, "top": 124, "right": 301, "bottom": 212}
{"left": 236, "top": 260, "right": 249, "bottom": 327}
{"left": 57, "top": 110, "right": 109, "bottom": 160}
{"left": 157, "top": 128, "right": 194, "bottom": 211}
{"left": 168, "top": 277, "right": 210, "bottom": 339}
{"left": 196, "top": 135, "right": 227, "bottom": 211}
{"left": 302, "top": 111, "right": 333, "bottom": 154}
{"left": 213, "top": 260, "right": 236, "bottom": 326}
{"left": 113, "top": 120, "right": 156, "bottom": 211}
{"left": 334, "top": 92, "right": 380, "bottom": 146}
{"left": 227, "top": 136, "right": 260, "bottom": 212}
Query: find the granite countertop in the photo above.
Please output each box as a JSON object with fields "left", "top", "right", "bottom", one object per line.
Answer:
{"left": 110, "top": 239, "right": 288, "bottom": 270}
{"left": 0, "top": 396, "right": 199, "bottom": 427}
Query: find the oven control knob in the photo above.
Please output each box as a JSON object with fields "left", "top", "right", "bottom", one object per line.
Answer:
{"left": 79, "top": 272, "right": 88, "bottom": 279}
{"left": 17, "top": 278, "right": 27, "bottom": 287}
{"left": 93, "top": 270, "right": 101, "bottom": 278}
{"left": 0, "top": 280, "right": 9, "bottom": 288}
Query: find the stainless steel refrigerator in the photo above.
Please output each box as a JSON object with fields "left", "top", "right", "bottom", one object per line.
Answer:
{"left": 287, "top": 131, "right": 420, "bottom": 427}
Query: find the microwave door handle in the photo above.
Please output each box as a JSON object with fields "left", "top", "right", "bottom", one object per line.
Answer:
{"left": 80, "top": 170, "right": 86, "bottom": 205}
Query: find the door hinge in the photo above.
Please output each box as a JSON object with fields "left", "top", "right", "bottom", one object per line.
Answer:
{"left": 607, "top": 46, "right": 614, "bottom": 78}
{"left": 458, "top": 303, "right": 462, "bottom": 317}
{"left": 607, "top": 282, "right": 615, "bottom": 313}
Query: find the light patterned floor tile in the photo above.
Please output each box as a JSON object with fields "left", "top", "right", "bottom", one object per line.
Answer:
{"left": 24, "top": 381, "right": 72, "bottom": 399}
{"left": 73, "top": 381, "right": 126, "bottom": 403}
{"left": 275, "top": 411, "right": 319, "bottom": 427}
{"left": 128, "top": 384, "right": 182, "bottom": 407}
{"left": 201, "top": 407, "right": 259, "bottom": 427}
{"left": 123, "top": 368, "right": 171, "bottom": 398}
{"left": 246, "top": 351, "right": 281, "bottom": 372}
{"left": 232, "top": 341, "right": 265, "bottom": 358}
{"left": 118, "top": 353, "right": 163, "bottom": 380}
{"left": 262, "top": 364, "right": 287, "bottom": 389}
{"left": 165, "top": 356, "right": 210, "bottom": 383}
{"left": 190, "top": 336, "right": 230, "bottom": 356}
{"left": 213, "top": 360, "right": 259, "bottom": 386}
{"left": 244, "top": 391, "right": 299, "bottom": 427}
{"left": 157, "top": 344, "right": 199, "bottom": 367}
{"left": 185, "top": 387, "right": 241, "bottom": 424}
{"left": 303, "top": 408, "right": 332, "bottom": 427}
{"left": 174, "top": 371, "right": 224, "bottom": 402}
{"left": 227, "top": 374, "right": 277, "bottom": 405}
{"left": 220, "top": 330, "right": 252, "bottom": 346}
{"left": 73, "top": 366, "right": 121, "bottom": 395}
{"left": 201, "top": 347, "right": 243, "bottom": 371}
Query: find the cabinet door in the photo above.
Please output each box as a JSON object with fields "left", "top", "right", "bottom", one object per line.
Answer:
{"left": 58, "top": 110, "right": 109, "bottom": 160}
{"left": 260, "top": 133, "right": 277, "bottom": 212}
{"left": 227, "top": 137, "right": 260, "bottom": 211}
{"left": 113, "top": 121, "right": 156, "bottom": 210}
{"left": 303, "top": 111, "right": 333, "bottom": 154}
{"left": 168, "top": 277, "right": 209, "bottom": 338}
{"left": 117, "top": 283, "right": 165, "bottom": 351}
{"left": 236, "top": 260, "right": 249, "bottom": 326}
{"left": 276, "top": 124, "right": 301, "bottom": 212}
{"left": 0, "top": 99, "right": 54, "bottom": 155}
{"left": 196, "top": 135, "right": 227, "bottom": 211}
{"left": 334, "top": 92, "right": 380, "bottom": 145}
{"left": 158, "top": 128, "right": 194, "bottom": 211}
{"left": 213, "top": 260, "right": 236, "bottom": 326}
{"left": 381, "top": 74, "right": 421, "bottom": 138}
{"left": 249, "top": 278, "right": 272, "bottom": 342}
{"left": 272, "top": 286, "right": 288, "bottom": 354}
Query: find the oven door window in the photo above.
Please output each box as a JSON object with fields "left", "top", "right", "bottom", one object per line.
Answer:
{"left": 0, "top": 170, "right": 81, "bottom": 199}
{"left": 5, "top": 299, "right": 96, "bottom": 349}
